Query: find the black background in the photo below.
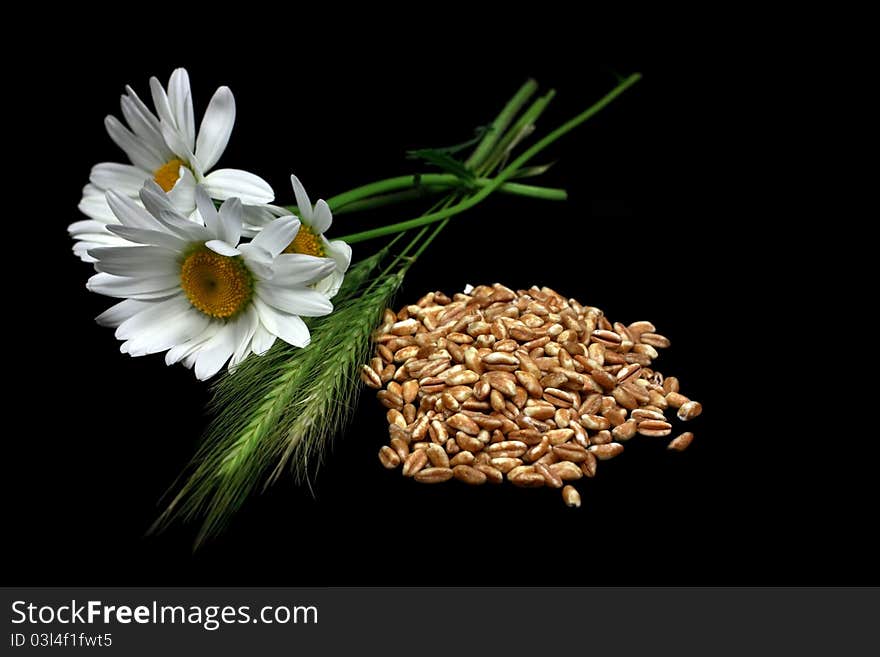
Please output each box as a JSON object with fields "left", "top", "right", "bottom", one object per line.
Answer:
{"left": 5, "top": 28, "right": 872, "bottom": 586}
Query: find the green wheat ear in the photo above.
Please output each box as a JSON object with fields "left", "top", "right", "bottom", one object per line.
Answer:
{"left": 151, "top": 247, "right": 402, "bottom": 547}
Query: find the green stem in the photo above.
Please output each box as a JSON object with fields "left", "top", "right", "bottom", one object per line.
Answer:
{"left": 478, "top": 90, "right": 557, "bottom": 177}
{"left": 407, "top": 218, "right": 450, "bottom": 263}
{"left": 286, "top": 174, "right": 566, "bottom": 216}
{"left": 465, "top": 79, "right": 539, "bottom": 170}
{"left": 337, "top": 73, "right": 641, "bottom": 244}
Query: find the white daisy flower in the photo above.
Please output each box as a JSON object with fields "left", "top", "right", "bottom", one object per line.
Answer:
{"left": 274, "top": 174, "right": 352, "bottom": 298}
{"left": 87, "top": 182, "right": 336, "bottom": 380}
{"left": 70, "top": 67, "right": 274, "bottom": 262}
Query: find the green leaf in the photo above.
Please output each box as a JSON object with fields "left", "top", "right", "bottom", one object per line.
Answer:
{"left": 406, "top": 148, "right": 475, "bottom": 181}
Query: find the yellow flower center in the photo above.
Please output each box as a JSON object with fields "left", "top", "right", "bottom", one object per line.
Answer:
{"left": 284, "top": 223, "right": 326, "bottom": 257}
{"left": 154, "top": 158, "right": 187, "bottom": 192}
{"left": 180, "top": 247, "right": 253, "bottom": 319}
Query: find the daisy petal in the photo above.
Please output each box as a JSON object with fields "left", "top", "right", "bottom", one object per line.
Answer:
{"left": 253, "top": 298, "right": 280, "bottom": 335}
{"left": 69, "top": 220, "right": 109, "bottom": 237}
{"left": 95, "top": 299, "right": 152, "bottom": 327}
{"left": 326, "top": 239, "right": 353, "bottom": 272}
{"left": 250, "top": 323, "right": 276, "bottom": 355}
{"left": 158, "top": 211, "right": 211, "bottom": 243}
{"left": 124, "top": 311, "right": 211, "bottom": 357}
{"left": 238, "top": 244, "right": 275, "bottom": 280}
{"left": 166, "top": 166, "right": 197, "bottom": 215}
{"left": 108, "top": 225, "right": 188, "bottom": 252}
{"left": 271, "top": 253, "right": 337, "bottom": 286}
{"left": 194, "top": 324, "right": 237, "bottom": 380}
{"left": 205, "top": 240, "right": 241, "bottom": 256}
{"left": 290, "top": 174, "right": 313, "bottom": 222}
{"left": 166, "top": 324, "right": 218, "bottom": 365}
{"left": 256, "top": 284, "right": 333, "bottom": 317}
{"left": 314, "top": 270, "right": 345, "bottom": 299}
{"left": 195, "top": 185, "right": 223, "bottom": 238}
{"left": 120, "top": 87, "right": 171, "bottom": 160}
{"left": 139, "top": 180, "right": 177, "bottom": 217}
{"left": 106, "top": 190, "right": 161, "bottom": 231}
{"left": 203, "top": 168, "right": 274, "bottom": 204}
{"left": 274, "top": 313, "right": 311, "bottom": 348}
{"left": 195, "top": 86, "right": 235, "bottom": 172}
{"left": 168, "top": 68, "right": 195, "bottom": 152}
{"left": 150, "top": 76, "right": 194, "bottom": 164}
{"left": 105, "top": 115, "right": 163, "bottom": 171}
{"left": 217, "top": 197, "right": 242, "bottom": 246}
{"left": 312, "top": 199, "right": 333, "bottom": 233}
{"left": 230, "top": 305, "right": 259, "bottom": 367}
{"left": 115, "top": 294, "right": 191, "bottom": 340}
{"left": 90, "top": 163, "right": 149, "bottom": 195}
{"left": 123, "top": 307, "right": 210, "bottom": 357}
{"left": 87, "top": 272, "right": 180, "bottom": 299}
{"left": 78, "top": 193, "right": 117, "bottom": 224}
{"left": 249, "top": 216, "right": 300, "bottom": 258}
{"left": 90, "top": 245, "right": 179, "bottom": 277}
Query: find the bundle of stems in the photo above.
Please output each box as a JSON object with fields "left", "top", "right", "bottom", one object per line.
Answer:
{"left": 153, "top": 73, "right": 641, "bottom": 545}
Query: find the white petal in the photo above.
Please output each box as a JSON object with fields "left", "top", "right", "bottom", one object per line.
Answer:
{"left": 91, "top": 245, "right": 179, "bottom": 277}
{"left": 256, "top": 284, "right": 333, "bottom": 317}
{"left": 95, "top": 299, "right": 152, "bottom": 327}
{"left": 166, "top": 166, "right": 197, "bottom": 215}
{"left": 290, "top": 174, "right": 313, "bottom": 222}
{"left": 250, "top": 323, "right": 276, "bottom": 355}
{"left": 106, "top": 190, "right": 161, "bottom": 230}
{"left": 78, "top": 192, "right": 118, "bottom": 224}
{"left": 230, "top": 305, "right": 259, "bottom": 367}
{"left": 165, "top": 324, "right": 218, "bottom": 365}
{"left": 253, "top": 298, "right": 280, "bottom": 335}
{"left": 326, "top": 239, "right": 352, "bottom": 273}
{"left": 311, "top": 199, "right": 333, "bottom": 234}
{"left": 90, "top": 163, "right": 149, "bottom": 195}
{"left": 124, "top": 308, "right": 211, "bottom": 357}
{"left": 115, "top": 294, "right": 191, "bottom": 340}
{"left": 242, "top": 203, "right": 281, "bottom": 228}
{"left": 141, "top": 183, "right": 210, "bottom": 241}
{"left": 205, "top": 240, "right": 241, "bottom": 256}
{"left": 149, "top": 76, "right": 192, "bottom": 160}
{"left": 167, "top": 68, "right": 195, "bottom": 152}
{"left": 255, "top": 299, "right": 310, "bottom": 347}
{"left": 105, "top": 115, "right": 163, "bottom": 171}
{"left": 217, "top": 197, "right": 243, "bottom": 246}
{"left": 87, "top": 272, "right": 180, "bottom": 299}
{"left": 238, "top": 244, "right": 275, "bottom": 280}
{"left": 240, "top": 204, "right": 280, "bottom": 237}
{"left": 74, "top": 237, "right": 134, "bottom": 263}
{"left": 314, "top": 270, "right": 345, "bottom": 299}
{"left": 195, "top": 185, "right": 223, "bottom": 238}
{"left": 75, "top": 232, "right": 134, "bottom": 247}
{"left": 195, "top": 86, "right": 235, "bottom": 172}
{"left": 138, "top": 180, "right": 176, "bottom": 217}
{"left": 203, "top": 169, "right": 274, "bottom": 204}
{"left": 68, "top": 220, "right": 109, "bottom": 237}
{"left": 249, "top": 216, "right": 300, "bottom": 258}
{"left": 149, "top": 76, "right": 173, "bottom": 126}
{"left": 161, "top": 124, "right": 195, "bottom": 168}
{"left": 158, "top": 211, "right": 211, "bottom": 243}
{"left": 274, "top": 313, "right": 311, "bottom": 348}
{"left": 194, "top": 324, "right": 237, "bottom": 380}
{"left": 120, "top": 86, "right": 172, "bottom": 160}
{"left": 271, "top": 254, "right": 336, "bottom": 286}
{"left": 108, "top": 225, "right": 188, "bottom": 252}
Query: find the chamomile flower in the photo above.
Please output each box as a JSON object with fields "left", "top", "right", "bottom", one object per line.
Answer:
{"left": 88, "top": 182, "right": 336, "bottom": 380}
{"left": 281, "top": 174, "right": 352, "bottom": 298}
{"left": 70, "top": 68, "right": 274, "bottom": 262}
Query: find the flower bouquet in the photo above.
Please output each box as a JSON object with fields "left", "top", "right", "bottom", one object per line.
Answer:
{"left": 70, "top": 67, "right": 641, "bottom": 544}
